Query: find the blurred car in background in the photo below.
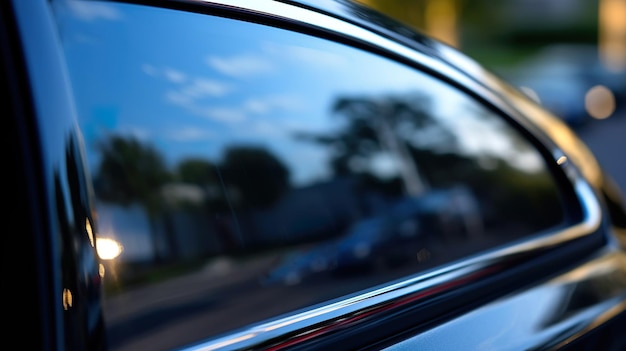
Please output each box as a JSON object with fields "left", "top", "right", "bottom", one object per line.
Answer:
{"left": 264, "top": 187, "right": 482, "bottom": 285}
{"left": 504, "top": 44, "right": 626, "bottom": 127}
{"left": 6, "top": 1, "right": 626, "bottom": 351}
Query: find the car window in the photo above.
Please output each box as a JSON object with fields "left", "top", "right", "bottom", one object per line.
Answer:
{"left": 53, "top": 1, "right": 567, "bottom": 350}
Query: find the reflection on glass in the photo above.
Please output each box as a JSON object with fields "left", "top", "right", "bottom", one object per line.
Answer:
{"left": 585, "top": 85, "right": 616, "bottom": 119}
{"left": 96, "top": 238, "right": 124, "bottom": 260}
{"left": 63, "top": 288, "right": 73, "bottom": 310}
{"left": 54, "top": 1, "right": 565, "bottom": 350}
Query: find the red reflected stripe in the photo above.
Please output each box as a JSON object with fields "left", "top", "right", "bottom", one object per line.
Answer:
{"left": 265, "top": 265, "right": 500, "bottom": 351}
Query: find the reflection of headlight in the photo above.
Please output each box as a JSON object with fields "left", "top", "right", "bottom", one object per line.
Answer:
{"left": 96, "top": 238, "right": 123, "bottom": 260}
{"left": 353, "top": 242, "right": 371, "bottom": 258}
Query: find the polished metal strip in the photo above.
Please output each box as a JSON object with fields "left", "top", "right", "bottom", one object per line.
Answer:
{"left": 380, "top": 250, "right": 626, "bottom": 351}
{"left": 186, "top": 0, "right": 487, "bottom": 96}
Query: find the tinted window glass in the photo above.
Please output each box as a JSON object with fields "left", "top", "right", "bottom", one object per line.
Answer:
{"left": 54, "top": 1, "right": 565, "bottom": 349}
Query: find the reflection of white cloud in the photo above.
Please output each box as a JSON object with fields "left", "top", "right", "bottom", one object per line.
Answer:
{"left": 145, "top": 64, "right": 233, "bottom": 100}
{"left": 165, "top": 80, "right": 233, "bottom": 107}
{"left": 145, "top": 64, "right": 239, "bottom": 123}
{"left": 167, "top": 92, "right": 245, "bottom": 123}
{"left": 206, "top": 55, "right": 273, "bottom": 77}
{"left": 183, "top": 78, "right": 232, "bottom": 98}
{"left": 250, "top": 120, "right": 281, "bottom": 136}
{"left": 144, "top": 64, "right": 301, "bottom": 125}
{"left": 243, "top": 95, "right": 302, "bottom": 114}
{"left": 166, "top": 91, "right": 194, "bottom": 105}
{"left": 142, "top": 64, "right": 158, "bottom": 77}
{"left": 67, "top": 0, "right": 122, "bottom": 21}
{"left": 197, "top": 107, "right": 246, "bottom": 123}
{"left": 163, "top": 68, "right": 187, "bottom": 84}
{"left": 167, "top": 127, "right": 214, "bottom": 141}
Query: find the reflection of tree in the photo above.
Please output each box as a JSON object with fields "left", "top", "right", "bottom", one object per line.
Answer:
{"left": 174, "top": 146, "right": 291, "bottom": 251}
{"left": 298, "top": 94, "right": 455, "bottom": 196}
{"left": 220, "top": 146, "right": 290, "bottom": 209}
{"left": 93, "top": 135, "right": 176, "bottom": 263}
{"left": 176, "top": 158, "right": 225, "bottom": 210}
{"left": 297, "top": 92, "right": 561, "bottom": 236}
{"left": 176, "top": 147, "right": 291, "bottom": 211}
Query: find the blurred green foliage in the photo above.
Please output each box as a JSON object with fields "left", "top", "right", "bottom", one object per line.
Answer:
{"left": 358, "top": 0, "right": 599, "bottom": 71}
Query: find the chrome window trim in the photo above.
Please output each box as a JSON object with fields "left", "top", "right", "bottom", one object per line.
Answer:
{"left": 189, "top": 0, "right": 498, "bottom": 105}
{"left": 379, "top": 249, "right": 626, "bottom": 351}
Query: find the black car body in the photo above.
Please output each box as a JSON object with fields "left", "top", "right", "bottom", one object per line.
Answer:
{"left": 4, "top": 0, "right": 626, "bottom": 350}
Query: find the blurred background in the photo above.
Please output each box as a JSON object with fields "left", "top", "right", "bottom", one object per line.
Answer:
{"left": 357, "top": 0, "right": 626, "bottom": 194}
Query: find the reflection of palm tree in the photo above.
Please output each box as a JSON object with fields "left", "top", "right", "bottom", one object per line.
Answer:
{"left": 219, "top": 146, "right": 291, "bottom": 247}
{"left": 300, "top": 94, "right": 446, "bottom": 196}
{"left": 175, "top": 147, "right": 291, "bottom": 251}
{"left": 176, "top": 158, "right": 240, "bottom": 251}
{"left": 93, "top": 135, "right": 175, "bottom": 263}
{"left": 220, "top": 146, "right": 291, "bottom": 209}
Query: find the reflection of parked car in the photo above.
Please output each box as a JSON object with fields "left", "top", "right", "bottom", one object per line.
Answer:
{"left": 335, "top": 188, "right": 482, "bottom": 271}
{"left": 8, "top": 1, "right": 626, "bottom": 351}
{"left": 262, "top": 243, "right": 337, "bottom": 286}
{"left": 264, "top": 188, "right": 482, "bottom": 283}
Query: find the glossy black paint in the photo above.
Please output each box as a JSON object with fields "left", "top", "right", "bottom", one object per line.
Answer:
{"left": 4, "top": 0, "right": 104, "bottom": 350}
{"left": 5, "top": 0, "right": 626, "bottom": 351}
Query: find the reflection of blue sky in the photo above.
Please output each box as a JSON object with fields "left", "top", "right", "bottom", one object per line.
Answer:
{"left": 57, "top": 0, "right": 545, "bottom": 187}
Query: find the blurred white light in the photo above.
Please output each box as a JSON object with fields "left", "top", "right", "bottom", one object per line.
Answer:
{"left": 585, "top": 85, "right": 616, "bottom": 119}
{"left": 96, "top": 237, "right": 123, "bottom": 260}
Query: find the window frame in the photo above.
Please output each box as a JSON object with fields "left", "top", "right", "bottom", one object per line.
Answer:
{"left": 60, "top": 1, "right": 609, "bottom": 350}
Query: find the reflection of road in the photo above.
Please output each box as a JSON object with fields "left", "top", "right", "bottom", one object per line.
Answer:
{"left": 103, "top": 254, "right": 365, "bottom": 351}
{"left": 103, "top": 255, "right": 281, "bottom": 351}
{"left": 103, "top": 251, "right": 445, "bottom": 351}
{"left": 576, "top": 110, "right": 626, "bottom": 195}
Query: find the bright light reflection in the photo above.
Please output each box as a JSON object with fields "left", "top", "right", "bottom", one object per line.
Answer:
{"left": 62, "top": 288, "right": 73, "bottom": 310}
{"left": 96, "top": 237, "right": 123, "bottom": 260}
{"left": 585, "top": 85, "right": 616, "bottom": 119}
{"left": 86, "top": 218, "right": 94, "bottom": 247}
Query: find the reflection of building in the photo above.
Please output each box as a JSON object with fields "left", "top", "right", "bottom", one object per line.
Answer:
{"left": 96, "top": 202, "right": 153, "bottom": 262}
{"left": 97, "top": 175, "right": 485, "bottom": 271}
{"left": 95, "top": 178, "right": 365, "bottom": 263}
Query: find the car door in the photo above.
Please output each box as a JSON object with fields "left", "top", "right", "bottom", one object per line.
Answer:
{"left": 8, "top": 0, "right": 626, "bottom": 350}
